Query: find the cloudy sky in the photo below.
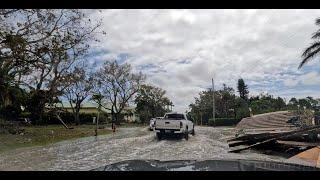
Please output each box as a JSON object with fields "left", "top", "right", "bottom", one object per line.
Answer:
{"left": 86, "top": 9, "right": 320, "bottom": 112}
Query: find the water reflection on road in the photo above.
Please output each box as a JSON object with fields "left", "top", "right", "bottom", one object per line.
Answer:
{"left": 0, "top": 126, "right": 289, "bottom": 171}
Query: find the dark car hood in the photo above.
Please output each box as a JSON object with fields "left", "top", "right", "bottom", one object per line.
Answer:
{"left": 92, "top": 159, "right": 319, "bottom": 171}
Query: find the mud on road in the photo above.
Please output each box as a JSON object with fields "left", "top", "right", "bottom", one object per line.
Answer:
{"left": 0, "top": 126, "right": 289, "bottom": 171}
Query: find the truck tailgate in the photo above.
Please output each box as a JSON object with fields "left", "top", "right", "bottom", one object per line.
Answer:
{"left": 155, "top": 119, "right": 180, "bottom": 130}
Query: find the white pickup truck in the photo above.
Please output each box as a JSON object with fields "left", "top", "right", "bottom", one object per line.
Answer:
{"left": 154, "top": 112, "right": 195, "bottom": 140}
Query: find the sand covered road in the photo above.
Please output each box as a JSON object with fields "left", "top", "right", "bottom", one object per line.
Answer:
{"left": 0, "top": 126, "right": 289, "bottom": 171}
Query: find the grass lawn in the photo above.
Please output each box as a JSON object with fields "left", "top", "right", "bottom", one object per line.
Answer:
{"left": 0, "top": 124, "right": 112, "bottom": 153}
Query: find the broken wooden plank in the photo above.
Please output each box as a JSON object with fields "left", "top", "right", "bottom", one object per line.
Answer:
{"left": 227, "top": 132, "right": 272, "bottom": 142}
{"left": 229, "top": 127, "right": 300, "bottom": 142}
{"left": 243, "top": 128, "right": 297, "bottom": 134}
{"left": 276, "top": 140, "right": 320, "bottom": 147}
{"left": 228, "top": 140, "right": 252, "bottom": 147}
{"left": 229, "top": 145, "right": 250, "bottom": 152}
{"left": 56, "top": 114, "right": 73, "bottom": 129}
{"left": 229, "top": 137, "right": 276, "bottom": 153}
{"left": 229, "top": 125, "right": 320, "bottom": 153}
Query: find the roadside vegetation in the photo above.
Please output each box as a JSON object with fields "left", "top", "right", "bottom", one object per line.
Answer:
{"left": 188, "top": 78, "right": 320, "bottom": 126}
{"left": 0, "top": 10, "right": 155, "bottom": 151}
{"left": 134, "top": 84, "right": 173, "bottom": 124}
{"left": 0, "top": 10, "right": 148, "bottom": 127}
{"left": 0, "top": 124, "right": 112, "bottom": 153}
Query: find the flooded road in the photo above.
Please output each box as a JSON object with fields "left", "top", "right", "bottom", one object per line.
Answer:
{"left": 0, "top": 126, "right": 290, "bottom": 171}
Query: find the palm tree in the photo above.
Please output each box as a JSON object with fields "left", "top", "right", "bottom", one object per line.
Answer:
{"left": 299, "top": 17, "right": 320, "bottom": 68}
{"left": 237, "top": 78, "right": 249, "bottom": 100}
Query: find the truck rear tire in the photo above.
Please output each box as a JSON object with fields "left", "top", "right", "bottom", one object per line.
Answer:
{"left": 156, "top": 133, "right": 162, "bottom": 140}
{"left": 185, "top": 128, "right": 189, "bottom": 140}
{"left": 191, "top": 126, "right": 195, "bottom": 136}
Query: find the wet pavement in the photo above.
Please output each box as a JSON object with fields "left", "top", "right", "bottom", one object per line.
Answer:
{"left": 0, "top": 126, "right": 294, "bottom": 171}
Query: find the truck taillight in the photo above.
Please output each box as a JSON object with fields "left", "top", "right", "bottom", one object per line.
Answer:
{"left": 180, "top": 121, "right": 182, "bottom": 128}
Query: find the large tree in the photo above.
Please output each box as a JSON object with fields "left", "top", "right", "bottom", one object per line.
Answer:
{"left": 94, "top": 60, "right": 145, "bottom": 124}
{"left": 249, "top": 94, "right": 286, "bottom": 115}
{"left": 237, "top": 78, "right": 249, "bottom": 100}
{"left": 289, "top": 97, "right": 298, "bottom": 106}
{"left": 189, "top": 84, "right": 237, "bottom": 125}
{"left": 300, "top": 17, "right": 320, "bottom": 68}
{"left": 298, "top": 98, "right": 312, "bottom": 109}
{"left": 0, "top": 10, "right": 34, "bottom": 110}
{"left": 218, "top": 84, "right": 236, "bottom": 118}
{"left": 62, "top": 63, "right": 94, "bottom": 125}
{"left": 0, "top": 9, "right": 103, "bottom": 122}
{"left": 306, "top": 96, "right": 319, "bottom": 109}
{"left": 134, "top": 84, "right": 172, "bottom": 123}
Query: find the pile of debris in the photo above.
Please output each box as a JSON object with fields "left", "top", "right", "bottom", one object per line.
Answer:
{"left": 228, "top": 111, "right": 320, "bottom": 158}
{"left": 235, "top": 111, "right": 299, "bottom": 135}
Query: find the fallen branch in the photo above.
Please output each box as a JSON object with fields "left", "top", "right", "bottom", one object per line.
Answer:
{"left": 55, "top": 113, "right": 73, "bottom": 129}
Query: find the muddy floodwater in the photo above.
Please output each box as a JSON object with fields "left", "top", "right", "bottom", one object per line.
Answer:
{"left": 0, "top": 126, "right": 295, "bottom": 171}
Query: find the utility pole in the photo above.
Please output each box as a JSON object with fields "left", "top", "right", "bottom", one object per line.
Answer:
{"left": 95, "top": 103, "right": 100, "bottom": 136}
{"left": 212, "top": 78, "right": 215, "bottom": 127}
{"left": 200, "top": 111, "right": 203, "bottom": 126}
{"left": 92, "top": 93, "right": 103, "bottom": 137}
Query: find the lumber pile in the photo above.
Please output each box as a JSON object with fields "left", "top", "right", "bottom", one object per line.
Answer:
{"left": 228, "top": 125, "right": 320, "bottom": 153}
{"left": 228, "top": 111, "right": 320, "bottom": 154}
{"left": 236, "top": 111, "right": 298, "bottom": 135}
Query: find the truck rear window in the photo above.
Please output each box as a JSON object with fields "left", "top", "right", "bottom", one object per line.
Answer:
{"left": 164, "top": 114, "right": 185, "bottom": 120}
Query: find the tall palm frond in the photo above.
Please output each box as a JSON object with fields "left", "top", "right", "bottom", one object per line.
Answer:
{"left": 299, "top": 17, "right": 320, "bottom": 69}
{"left": 311, "top": 30, "right": 320, "bottom": 39}
{"left": 316, "top": 17, "right": 320, "bottom": 25}
{"left": 300, "top": 41, "right": 320, "bottom": 68}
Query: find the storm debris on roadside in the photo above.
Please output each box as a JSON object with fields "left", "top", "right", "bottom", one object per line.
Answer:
{"left": 228, "top": 111, "right": 320, "bottom": 160}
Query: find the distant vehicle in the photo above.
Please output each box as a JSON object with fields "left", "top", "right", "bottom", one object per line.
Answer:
{"left": 154, "top": 112, "right": 194, "bottom": 140}
{"left": 149, "top": 117, "right": 162, "bottom": 131}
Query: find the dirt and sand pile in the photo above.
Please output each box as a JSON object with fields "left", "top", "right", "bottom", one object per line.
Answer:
{"left": 237, "top": 111, "right": 297, "bottom": 129}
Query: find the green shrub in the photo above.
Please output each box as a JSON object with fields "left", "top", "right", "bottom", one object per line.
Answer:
{"left": 20, "top": 112, "right": 31, "bottom": 118}
{"left": 0, "top": 105, "right": 22, "bottom": 120}
{"left": 235, "top": 107, "right": 250, "bottom": 120}
{"left": 0, "top": 120, "right": 25, "bottom": 134}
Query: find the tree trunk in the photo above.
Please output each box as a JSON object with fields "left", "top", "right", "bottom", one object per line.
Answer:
{"left": 115, "top": 113, "right": 120, "bottom": 125}
{"left": 75, "top": 104, "right": 80, "bottom": 125}
{"left": 75, "top": 110, "right": 80, "bottom": 125}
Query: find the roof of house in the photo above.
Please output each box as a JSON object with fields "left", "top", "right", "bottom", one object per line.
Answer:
{"left": 50, "top": 102, "right": 136, "bottom": 114}
{"left": 51, "top": 102, "right": 111, "bottom": 113}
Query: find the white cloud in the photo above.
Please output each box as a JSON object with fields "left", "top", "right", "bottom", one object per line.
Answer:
{"left": 86, "top": 9, "right": 320, "bottom": 112}
{"left": 283, "top": 79, "right": 299, "bottom": 87}
{"left": 283, "top": 71, "right": 320, "bottom": 87}
{"left": 170, "top": 10, "right": 196, "bottom": 25}
{"left": 299, "top": 71, "right": 320, "bottom": 85}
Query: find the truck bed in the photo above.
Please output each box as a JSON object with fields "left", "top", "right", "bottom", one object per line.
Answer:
{"left": 155, "top": 119, "right": 181, "bottom": 130}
